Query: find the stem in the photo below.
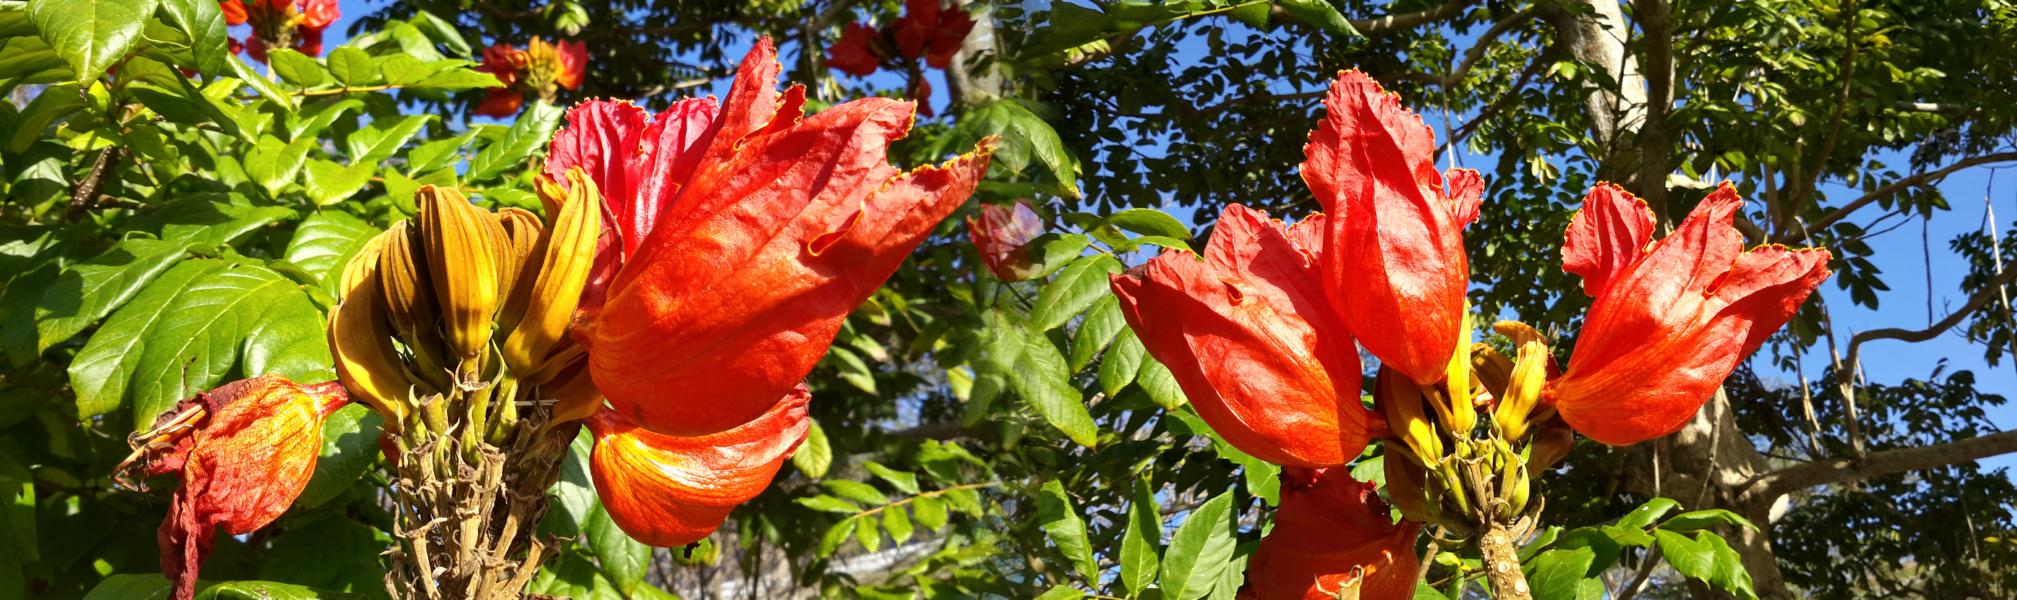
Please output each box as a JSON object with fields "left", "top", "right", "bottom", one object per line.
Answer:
{"left": 1477, "top": 519, "right": 1532, "bottom": 600}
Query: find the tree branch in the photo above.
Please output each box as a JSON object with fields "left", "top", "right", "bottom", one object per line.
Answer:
{"left": 1840, "top": 266, "right": 2017, "bottom": 372}
{"left": 1348, "top": 0, "right": 1482, "bottom": 34}
{"left": 1633, "top": 0, "right": 1676, "bottom": 222}
{"left": 1439, "top": 7, "right": 1538, "bottom": 87}
{"left": 1776, "top": 151, "right": 2017, "bottom": 244}
{"left": 1743, "top": 429, "right": 2017, "bottom": 502}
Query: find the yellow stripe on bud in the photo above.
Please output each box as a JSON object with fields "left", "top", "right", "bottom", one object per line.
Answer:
{"left": 1376, "top": 367, "right": 1444, "bottom": 465}
{"left": 417, "top": 186, "right": 504, "bottom": 361}
{"left": 1440, "top": 307, "right": 1477, "bottom": 436}
{"left": 501, "top": 168, "right": 604, "bottom": 376}
{"left": 1493, "top": 340, "right": 1550, "bottom": 441}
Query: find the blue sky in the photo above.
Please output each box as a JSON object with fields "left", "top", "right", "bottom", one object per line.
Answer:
{"left": 313, "top": 1, "right": 2015, "bottom": 471}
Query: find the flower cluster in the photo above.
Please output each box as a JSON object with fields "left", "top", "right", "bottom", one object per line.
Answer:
{"left": 1110, "top": 70, "right": 1831, "bottom": 598}
{"left": 826, "top": 0, "right": 977, "bottom": 115}
{"left": 474, "top": 37, "right": 589, "bottom": 118}
{"left": 220, "top": 0, "right": 338, "bottom": 62}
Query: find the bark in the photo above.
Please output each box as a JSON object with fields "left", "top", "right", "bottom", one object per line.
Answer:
{"left": 1541, "top": 0, "right": 1647, "bottom": 159}
{"left": 1617, "top": 390, "right": 1793, "bottom": 599}
{"left": 1479, "top": 520, "right": 1535, "bottom": 600}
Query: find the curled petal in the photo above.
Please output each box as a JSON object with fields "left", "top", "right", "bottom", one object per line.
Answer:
{"left": 1243, "top": 469, "right": 1421, "bottom": 600}
{"left": 1551, "top": 184, "right": 1831, "bottom": 445}
{"left": 586, "top": 387, "right": 811, "bottom": 547}
{"left": 501, "top": 168, "right": 603, "bottom": 376}
{"left": 1562, "top": 182, "right": 1656, "bottom": 298}
{"left": 1302, "top": 70, "right": 1473, "bottom": 386}
{"left": 297, "top": 0, "right": 339, "bottom": 28}
{"left": 1110, "top": 204, "right": 1369, "bottom": 468}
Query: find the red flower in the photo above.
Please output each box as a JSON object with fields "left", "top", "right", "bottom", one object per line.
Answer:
{"left": 1110, "top": 205, "right": 1375, "bottom": 469}
{"left": 474, "top": 90, "right": 525, "bottom": 119}
{"left": 585, "top": 387, "right": 811, "bottom": 546}
{"left": 547, "top": 39, "right": 995, "bottom": 435}
{"left": 893, "top": 0, "right": 975, "bottom": 69}
{"left": 227, "top": 0, "right": 340, "bottom": 62}
{"left": 1302, "top": 70, "right": 1482, "bottom": 386}
{"left": 221, "top": 0, "right": 247, "bottom": 25}
{"left": 1243, "top": 468, "right": 1422, "bottom": 600}
{"left": 828, "top": 23, "right": 885, "bottom": 76}
{"left": 966, "top": 200, "right": 1044, "bottom": 280}
{"left": 119, "top": 376, "right": 351, "bottom": 600}
{"left": 297, "top": 0, "right": 337, "bottom": 30}
{"left": 476, "top": 43, "right": 528, "bottom": 87}
{"left": 1547, "top": 183, "right": 1831, "bottom": 445}
{"left": 472, "top": 38, "right": 588, "bottom": 118}
{"left": 549, "top": 38, "right": 588, "bottom": 90}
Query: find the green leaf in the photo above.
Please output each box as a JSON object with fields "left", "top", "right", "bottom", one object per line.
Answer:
{"left": 1119, "top": 477, "right": 1162, "bottom": 596}
{"left": 1135, "top": 356, "right": 1186, "bottom": 410}
{"left": 0, "top": 451, "right": 37, "bottom": 565}
{"left": 302, "top": 159, "right": 377, "bottom": 206}
{"left": 408, "top": 67, "right": 501, "bottom": 91}
{"left": 67, "top": 259, "right": 227, "bottom": 417}
{"left": 585, "top": 505, "right": 653, "bottom": 594}
{"left": 1036, "top": 480, "right": 1099, "bottom": 583}
{"left": 817, "top": 519, "right": 854, "bottom": 557}
{"left": 405, "top": 130, "right": 478, "bottom": 174}
{"left": 266, "top": 48, "right": 330, "bottom": 88}
{"left": 84, "top": 574, "right": 174, "bottom": 600}
{"left": 345, "top": 115, "right": 432, "bottom": 163}
{"left": 325, "top": 47, "right": 378, "bottom": 86}
{"left": 227, "top": 53, "right": 292, "bottom": 111}
{"left": 1105, "top": 208, "right": 1192, "bottom": 240}
{"left": 1068, "top": 295, "right": 1126, "bottom": 372}
{"left": 826, "top": 480, "right": 891, "bottom": 505}
{"left": 1022, "top": 233, "right": 1092, "bottom": 280}
{"left": 1032, "top": 255, "right": 1122, "bottom": 331}
{"left": 34, "top": 238, "right": 192, "bottom": 352}
{"left": 796, "top": 495, "right": 862, "bottom": 514}
{"left": 28, "top": 0, "right": 159, "bottom": 83}
{"left": 1654, "top": 530, "right": 1757, "bottom": 600}
{"left": 1523, "top": 547, "right": 1602, "bottom": 600}
{"left": 528, "top": 551, "right": 621, "bottom": 600}
{"left": 791, "top": 418, "right": 832, "bottom": 478}
{"left": 157, "top": 0, "right": 226, "bottom": 76}
{"left": 466, "top": 101, "right": 562, "bottom": 182}
{"left": 129, "top": 196, "right": 293, "bottom": 248}
{"left": 855, "top": 514, "right": 883, "bottom": 552}
{"left": 882, "top": 505, "right": 915, "bottom": 544}
{"left": 1161, "top": 491, "right": 1238, "bottom": 600}
{"left": 294, "top": 404, "right": 384, "bottom": 509}
{"left": 949, "top": 98, "right": 1081, "bottom": 197}
{"left": 257, "top": 516, "right": 390, "bottom": 594}
{"left": 912, "top": 495, "right": 949, "bottom": 530}
{"left": 6, "top": 81, "right": 82, "bottom": 152}
{"left": 196, "top": 580, "right": 360, "bottom": 599}
{"left": 1617, "top": 497, "right": 1680, "bottom": 530}
{"left": 282, "top": 211, "right": 379, "bottom": 293}
{"left": 1099, "top": 329, "right": 1146, "bottom": 397}
{"left": 245, "top": 134, "right": 315, "bottom": 197}
{"left": 1277, "top": 0, "right": 1362, "bottom": 37}
{"left": 1660, "top": 509, "right": 1759, "bottom": 533}
{"left": 983, "top": 310, "right": 1097, "bottom": 447}
{"left": 375, "top": 54, "right": 446, "bottom": 86}
{"left": 542, "top": 430, "right": 596, "bottom": 537}
{"left": 863, "top": 461, "right": 921, "bottom": 495}
{"left": 1034, "top": 587, "right": 1085, "bottom": 600}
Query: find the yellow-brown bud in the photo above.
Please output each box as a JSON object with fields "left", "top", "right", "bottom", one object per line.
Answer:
{"left": 502, "top": 169, "right": 603, "bottom": 376}
{"left": 1383, "top": 450, "right": 1436, "bottom": 524}
{"left": 1492, "top": 340, "right": 1550, "bottom": 441}
{"left": 1375, "top": 367, "right": 1443, "bottom": 465}
{"left": 1471, "top": 342, "right": 1513, "bottom": 403}
{"left": 416, "top": 186, "right": 505, "bottom": 361}
{"left": 1529, "top": 418, "right": 1575, "bottom": 472}
{"left": 1440, "top": 309, "right": 1478, "bottom": 436}
{"left": 493, "top": 207, "right": 544, "bottom": 331}
{"left": 329, "top": 232, "right": 413, "bottom": 427}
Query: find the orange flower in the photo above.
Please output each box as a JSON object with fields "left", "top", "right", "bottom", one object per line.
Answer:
{"left": 119, "top": 376, "right": 351, "bottom": 600}
{"left": 1243, "top": 468, "right": 1422, "bottom": 600}
{"left": 547, "top": 39, "right": 993, "bottom": 436}
{"left": 893, "top": 0, "right": 975, "bottom": 69}
{"left": 585, "top": 387, "right": 811, "bottom": 546}
{"left": 1547, "top": 183, "right": 1831, "bottom": 445}
{"left": 966, "top": 200, "right": 1045, "bottom": 281}
{"left": 227, "top": 0, "right": 340, "bottom": 62}
{"left": 473, "top": 38, "right": 588, "bottom": 118}
{"left": 827, "top": 23, "right": 885, "bottom": 76}
{"left": 1302, "top": 70, "right": 1482, "bottom": 386}
{"left": 1110, "top": 205, "right": 1375, "bottom": 468}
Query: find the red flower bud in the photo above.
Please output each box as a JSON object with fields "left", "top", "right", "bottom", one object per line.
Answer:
{"left": 585, "top": 386, "right": 811, "bottom": 547}
{"left": 547, "top": 39, "right": 993, "bottom": 436}
{"left": 1302, "top": 70, "right": 1482, "bottom": 386}
{"left": 1243, "top": 468, "right": 1421, "bottom": 600}
{"left": 1111, "top": 205, "right": 1375, "bottom": 468}
{"left": 122, "top": 376, "right": 350, "bottom": 600}
{"left": 1548, "top": 183, "right": 1831, "bottom": 445}
{"left": 966, "top": 200, "right": 1044, "bottom": 280}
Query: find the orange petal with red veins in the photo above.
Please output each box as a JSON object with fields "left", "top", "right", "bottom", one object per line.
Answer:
{"left": 586, "top": 387, "right": 811, "bottom": 547}
{"left": 1562, "top": 182, "right": 1656, "bottom": 298}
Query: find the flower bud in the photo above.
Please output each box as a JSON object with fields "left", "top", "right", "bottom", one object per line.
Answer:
{"left": 376, "top": 222, "right": 451, "bottom": 388}
{"left": 1529, "top": 418, "right": 1575, "bottom": 472}
{"left": 329, "top": 234, "right": 413, "bottom": 427}
{"left": 1374, "top": 366, "right": 1442, "bottom": 466}
{"left": 417, "top": 185, "right": 505, "bottom": 361}
{"left": 493, "top": 206, "right": 544, "bottom": 331}
{"left": 1382, "top": 451, "right": 1436, "bottom": 525}
{"left": 1470, "top": 342, "right": 1513, "bottom": 403}
{"left": 1493, "top": 340, "right": 1550, "bottom": 441}
{"left": 502, "top": 169, "right": 603, "bottom": 376}
{"left": 1442, "top": 308, "right": 1476, "bottom": 434}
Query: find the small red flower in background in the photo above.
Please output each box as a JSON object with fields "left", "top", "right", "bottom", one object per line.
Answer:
{"left": 116, "top": 376, "right": 351, "bottom": 600}
{"left": 827, "top": 23, "right": 884, "bottom": 77}
{"left": 221, "top": 0, "right": 339, "bottom": 63}
{"left": 584, "top": 388, "right": 811, "bottom": 547}
{"left": 1243, "top": 468, "right": 1422, "bottom": 600}
{"left": 967, "top": 200, "right": 1045, "bottom": 281}
{"left": 474, "top": 37, "right": 588, "bottom": 118}
{"left": 547, "top": 38, "right": 993, "bottom": 438}
{"left": 1302, "top": 70, "right": 1482, "bottom": 386}
{"left": 1546, "top": 183, "right": 1831, "bottom": 445}
{"left": 893, "top": 0, "right": 976, "bottom": 69}
{"left": 1111, "top": 205, "right": 1377, "bottom": 469}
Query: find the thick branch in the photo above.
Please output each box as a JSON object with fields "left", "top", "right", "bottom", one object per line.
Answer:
{"left": 1775, "top": 151, "right": 2017, "bottom": 244}
{"left": 1633, "top": 0, "right": 1676, "bottom": 221}
{"left": 1348, "top": 0, "right": 1481, "bottom": 33}
{"left": 1840, "top": 266, "right": 2017, "bottom": 371}
{"left": 1744, "top": 429, "right": 2017, "bottom": 502}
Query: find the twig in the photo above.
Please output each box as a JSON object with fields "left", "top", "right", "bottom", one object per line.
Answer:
{"left": 65, "top": 147, "right": 124, "bottom": 221}
{"left": 1774, "top": 151, "right": 2017, "bottom": 244}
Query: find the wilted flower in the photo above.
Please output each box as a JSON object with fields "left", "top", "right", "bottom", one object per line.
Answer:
{"left": 474, "top": 37, "right": 589, "bottom": 118}
{"left": 1111, "top": 205, "right": 1376, "bottom": 469}
{"left": 966, "top": 200, "right": 1044, "bottom": 280}
{"left": 1302, "top": 70, "right": 1482, "bottom": 387}
{"left": 1546, "top": 183, "right": 1830, "bottom": 445}
{"left": 585, "top": 388, "right": 811, "bottom": 546}
{"left": 547, "top": 39, "right": 994, "bottom": 436}
{"left": 116, "top": 376, "right": 350, "bottom": 600}
{"left": 1242, "top": 468, "right": 1422, "bottom": 600}
{"left": 222, "top": 0, "right": 339, "bottom": 62}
